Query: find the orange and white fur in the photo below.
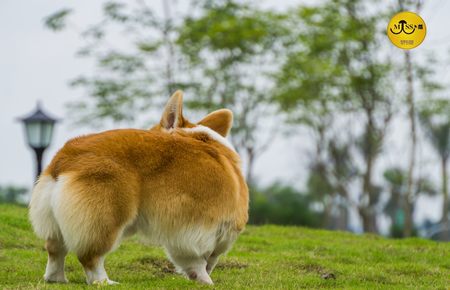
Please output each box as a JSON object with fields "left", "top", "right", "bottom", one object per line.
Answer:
{"left": 29, "top": 91, "right": 249, "bottom": 285}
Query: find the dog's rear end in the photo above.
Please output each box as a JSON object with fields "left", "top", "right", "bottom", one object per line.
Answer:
{"left": 29, "top": 91, "right": 248, "bottom": 285}
{"left": 30, "top": 162, "right": 139, "bottom": 284}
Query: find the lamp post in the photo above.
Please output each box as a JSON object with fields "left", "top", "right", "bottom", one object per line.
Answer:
{"left": 19, "top": 102, "right": 58, "bottom": 179}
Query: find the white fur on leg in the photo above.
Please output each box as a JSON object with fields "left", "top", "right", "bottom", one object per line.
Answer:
{"left": 84, "top": 256, "right": 118, "bottom": 285}
{"left": 206, "top": 227, "right": 238, "bottom": 275}
{"left": 168, "top": 253, "right": 213, "bottom": 285}
{"left": 206, "top": 255, "right": 219, "bottom": 275}
{"left": 44, "top": 254, "right": 68, "bottom": 283}
{"left": 188, "top": 260, "right": 213, "bottom": 285}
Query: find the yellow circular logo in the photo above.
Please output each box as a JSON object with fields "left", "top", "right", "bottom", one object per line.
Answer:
{"left": 387, "top": 11, "right": 426, "bottom": 49}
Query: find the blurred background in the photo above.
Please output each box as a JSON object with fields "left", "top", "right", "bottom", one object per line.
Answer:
{"left": 1, "top": 0, "right": 449, "bottom": 240}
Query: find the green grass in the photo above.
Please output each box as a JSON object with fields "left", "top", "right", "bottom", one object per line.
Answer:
{"left": 0, "top": 204, "right": 449, "bottom": 289}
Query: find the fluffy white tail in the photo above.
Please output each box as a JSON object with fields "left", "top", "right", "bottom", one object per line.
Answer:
{"left": 29, "top": 175, "right": 62, "bottom": 240}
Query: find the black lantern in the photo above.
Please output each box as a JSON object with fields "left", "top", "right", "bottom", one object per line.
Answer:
{"left": 19, "top": 102, "right": 58, "bottom": 179}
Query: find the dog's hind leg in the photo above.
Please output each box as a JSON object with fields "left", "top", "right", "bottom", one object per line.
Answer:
{"left": 29, "top": 175, "right": 68, "bottom": 283}
{"left": 44, "top": 237, "right": 68, "bottom": 283}
{"left": 78, "top": 254, "right": 118, "bottom": 285}
{"left": 167, "top": 251, "right": 213, "bottom": 285}
{"left": 52, "top": 171, "right": 138, "bottom": 285}
{"left": 164, "top": 228, "right": 217, "bottom": 284}
{"left": 206, "top": 227, "right": 238, "bottom": 275}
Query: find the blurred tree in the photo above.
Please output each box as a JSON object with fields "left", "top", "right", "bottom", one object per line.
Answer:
{"left": 176, "top": 0, "right": 287, "bottom": 184}
{"left": 44, "top": 1, "right": 182, "bottom": 126}
{"left": 306, "top": 161, "right": 335, "bottom": 228}
{"left": 393, "top": 0, "right": 424, "bottom": 238}
{"left": 274, "top": 0, "right": 393, "bottom": 233}
{"left": 397, "top": 53, "right": 444, "bottom": 237}
{"left": 249, "top": 183, "right": 322, "bottom": 227}
{"left": 306, "top": 140, "right": 358, "bottom": 230}
{"left": 0, "top": 185, "right": 27, "bottom": 204}
{"left": 383, "top": 167, "right": 436, "bottom": 238}
{"left": 419, "top": 99, "right": 450, "bottom": 239}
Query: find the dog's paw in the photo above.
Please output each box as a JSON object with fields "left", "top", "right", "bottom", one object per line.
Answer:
{"left": 92, "top": 279, "right": 119, "bottom": 286}
{"left": 44, "top": 274, "right": 68, "bottom": 283}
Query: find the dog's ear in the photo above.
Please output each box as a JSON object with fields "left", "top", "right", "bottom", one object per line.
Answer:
{"left": 160, "top": 90, "right": 184, "bottom": 130}
{"left": 198, "top": 109, "right": 233, "bottom": 137}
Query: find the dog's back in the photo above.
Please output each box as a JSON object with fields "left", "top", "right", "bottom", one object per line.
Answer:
{"left": 29, "top": 91, "right": 248, "bottom": 285}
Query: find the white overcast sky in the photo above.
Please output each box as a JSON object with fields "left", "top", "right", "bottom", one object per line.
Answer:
{"left": 1, "top": 0, "right": 449, "bottom": 231}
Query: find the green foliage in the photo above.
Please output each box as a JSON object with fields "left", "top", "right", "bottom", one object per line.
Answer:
{"left": 176, "top": 1, "right": 287, "bottom": 169}
{"left": 0, "top": 185, "right": 27, "bottom": 204}
{"left": 1, "top": 204, "right": 449, "bottom": 288}
{"left": 249, "top": 184, "right": 321, "bottom": 227}
{"left": 383, "top": 168, "right": 436, "bottom": 199}
{"left": 103, "top": 2, "right": 129, "bottom": 22}
{"left": 383, "top": 167, "right": 436, "bottom": 237}
{"left": 275, "top": 0, "right": 393, "bottom": 119}
{"left": 272, "top": 0, "right": 394, "bottom": 233}
{"left": 68, "top": 75, "right": 153, "bottom": 126}
{"left": 45, "top": 1, "right": 173, "bottom": 126}
{"left": 44, "top": 9, "right": 73, "bottom": 31}
{"left": 306, "top": 163, "right": 335, "bottom": 202}
{"left": 418, "top": 99, "right": 450, "bottom": 160}
{"left": 178, "top": 1, "right": 284, "bottom": 64}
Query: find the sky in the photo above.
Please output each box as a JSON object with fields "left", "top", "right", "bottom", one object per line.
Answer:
{"left": 1, "top": 0, "right": 449, "bottom": 232}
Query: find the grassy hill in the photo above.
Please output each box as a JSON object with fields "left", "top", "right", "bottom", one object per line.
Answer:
{"left": 0, "top": 204, "right": 449, "bottom": 289}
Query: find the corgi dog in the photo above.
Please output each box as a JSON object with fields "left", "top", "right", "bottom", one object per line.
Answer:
{"left": 29, "top": 91, "right": 249, "bottom": 285}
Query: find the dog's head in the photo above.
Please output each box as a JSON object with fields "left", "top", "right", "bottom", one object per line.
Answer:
{"left": 151, "top": 91, "right": 234, "bottom": 150}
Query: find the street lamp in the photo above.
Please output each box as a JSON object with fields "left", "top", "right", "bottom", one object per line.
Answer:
{"left": 19, "top": 102, "right": 58, "bottom": 179}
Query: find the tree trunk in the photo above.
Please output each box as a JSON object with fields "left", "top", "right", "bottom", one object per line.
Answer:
{"left": 441, "top": 157, "right": 449, "bottom": 240}
{"left": 404, "top": 50, "right": 416, "bottom": 237}
{"left": 359, "top": 207, "right": 377, "bottom": 233}
{"left": 361, "top": 122, "right": 378, "bottom": 234}
{"left": 337, "top": 201, "right": 349, "bottom": 231}
{"left": 322, "top": 197, "right": 333, "bottom": 229}
{"left": 162, "top": 0, "right": 175, "bottom": 95}
{"left": 246, "top": 146, "right": 255, "bottom": 187}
